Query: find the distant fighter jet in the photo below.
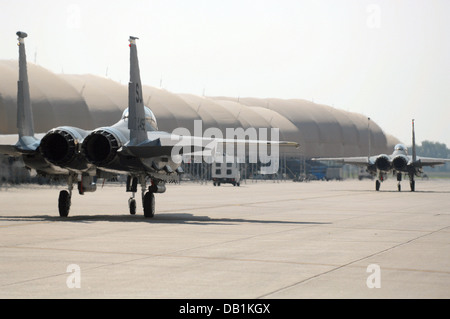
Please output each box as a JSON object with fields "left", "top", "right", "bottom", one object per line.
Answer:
{"left": 312, "top": 120, "right": 449, "bottom": 192}
{"left": 0, "top": 32, "right": 298, "bottom": 217}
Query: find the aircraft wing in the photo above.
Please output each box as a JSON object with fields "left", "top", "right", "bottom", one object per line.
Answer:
{"left": 118, "top": 134, "right": 299, "bottom": 159}
{"left": 413, "top": 156, "right": 450, "bottom": 168}
{"left": 311, "top": 156, "right": 372, "bottom": 166}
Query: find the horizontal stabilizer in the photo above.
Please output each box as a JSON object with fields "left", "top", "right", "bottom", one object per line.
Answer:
{"left": 0, "top": 144, "right": 38, "bottom": 156}
{"left": 0, "top": 145, "right": 24, "bottom": 156}
{"left": 0, "top": 135, "right": 40, "bottom": 156}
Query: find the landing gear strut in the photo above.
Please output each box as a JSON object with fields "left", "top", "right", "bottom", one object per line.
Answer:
{"left": 397, "top": 173, "right": 402, "bottom": 192}
{"left": 409, "top": 173, "right": 415, "bottom": 192}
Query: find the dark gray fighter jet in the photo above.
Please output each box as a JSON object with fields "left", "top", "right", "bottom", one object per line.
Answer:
{"left": 312, "top": 120, "right": 449, "bottom": 192}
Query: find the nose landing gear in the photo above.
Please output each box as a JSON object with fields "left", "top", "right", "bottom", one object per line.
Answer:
{"left": 126, "top": 175, "right": 163, "bottom": 218}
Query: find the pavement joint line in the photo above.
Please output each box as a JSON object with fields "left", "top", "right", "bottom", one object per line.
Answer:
{"left": 1, "top": 181, "right": 449, "bottom": 297}
{"left": 256, "top": 224, "right": 450, "bottom": 298}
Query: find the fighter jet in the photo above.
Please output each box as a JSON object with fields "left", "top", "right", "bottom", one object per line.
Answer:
{"left": 0, "top": 32, "right": 98, "bottom": 217}
{"left": 312, "top": 120, "right": 449, "bottom": 192}
{"left": 1, "top": 32, "right": 298, "bottom": 218}
{"left": 80, "top": 36, "right": 297, "bottom": 218}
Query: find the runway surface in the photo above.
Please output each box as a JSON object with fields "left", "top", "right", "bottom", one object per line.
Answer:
{"left": 0, "top": 179, "right": 449, "bottom": 298}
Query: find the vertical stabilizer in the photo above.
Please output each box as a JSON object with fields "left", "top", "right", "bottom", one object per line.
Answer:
{"left": 412, "top": 119, "right": 417, "bottom": 162}
{"left": 16, "top": 31, "right": 34, "bottom": 138}
{"left": 128, "top": 36, "right": 147, "bottom": 145}
{"left": 367, "top": 117, "right": 371, "bottom": 159}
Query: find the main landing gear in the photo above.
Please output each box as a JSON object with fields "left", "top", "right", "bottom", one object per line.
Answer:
{"left": 409, "top": 173, "right": 415, "bottom": 192}
{"left": 375, "top": 172, "right": 416, "bottom": 192}
{"left": 58, "top": 174, "right": 75, "bottom": 217}
{"left": 58, "top": 174, "right": 97, "bottom": 217}
{"left": 58, "top": 189, "right": 71, "bottom": 217}
{"left": 126, "top": 176, "right": 165, "bottom": 218}
{"left": 397, "top": 172, "right": 416, "bottom": 192}
{"left": 375, "top": 172, "right": 386, "bottom": 191}
{"left": 397, "top": 172, "right": 402, "bottom": 192}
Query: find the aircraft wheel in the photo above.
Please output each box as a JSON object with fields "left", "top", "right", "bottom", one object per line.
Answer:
{"left": 143, "top": 192, "right": 155, "bottom": 218}
{"left": 375, "top": 180, "right": 380, "bottom": 191}
{"left": 58, "top": 190, "right": 71, "bottom": 217}
{"left": 398, "top": 183, "right": 401, "bottom": 192}
{"left": 128, "top": 198, "right": 136, "bottom": 215}
{"left": 410, "top": 180, "right": 415, "bottom": 192}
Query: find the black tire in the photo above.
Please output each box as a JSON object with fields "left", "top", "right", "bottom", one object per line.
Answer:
{"left": 143, "top": 192, "right": 155, "bottom": 218}
{"left": 375, "top": 180, "right": 380, "bottom": 191}
{"left": 58, "top": 190, "right": 71, "bottom": 217}
{"left": 410, "top": 180, "right": 415, "bottom": 192}
{"left": 128, "top": 198, "right": 136, "bottom": 215}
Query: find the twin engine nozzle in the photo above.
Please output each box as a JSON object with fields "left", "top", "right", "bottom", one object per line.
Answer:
{"left": 40, "top": 129, "right": 79, "bottom": 166}
{"left": 374, "top": 154, "right": 390, "bottom": 171}
{"left": 39, "top": 128, "right": 122, "bottom": 168}
{"left": 373, "top": 154, "right": 409, "bottom": 172}
{"left": 81, "top": 129, "right": 121, "bottom": 166}
{"left": 392, "top": 155, "right": 408, "bottom": 171}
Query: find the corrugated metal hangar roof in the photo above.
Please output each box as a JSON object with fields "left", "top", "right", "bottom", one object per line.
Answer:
{"left": 0, "top": 60, "right": 399, "bottom": 158}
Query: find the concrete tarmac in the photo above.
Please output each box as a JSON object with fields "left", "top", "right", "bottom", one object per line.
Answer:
{"left": 0, "top": 179, "right": 449, "bottom": 299}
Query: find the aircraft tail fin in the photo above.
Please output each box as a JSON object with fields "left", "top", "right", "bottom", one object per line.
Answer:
{"left": 127, "top": 36, "right": 147, "bottom": 145}
{"left": 367, "top": 117, "right": 371, "bottom": 160}
{"left": 412, "top": 119, "right": 417, "bottom": 162}
{"left": 16, "top": 31, "right": 35, "bottom": 138}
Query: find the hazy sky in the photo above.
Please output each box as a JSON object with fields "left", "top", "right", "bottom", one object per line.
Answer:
{"left": 1, "top": 0, "right": 449, "bottom": 147}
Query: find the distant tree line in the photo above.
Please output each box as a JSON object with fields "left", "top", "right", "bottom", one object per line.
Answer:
{"left": 414, "top": 141, "right": 450, "bottom": 172}
{"left": 415, "top": 141, "right": 449, "bottom": 158}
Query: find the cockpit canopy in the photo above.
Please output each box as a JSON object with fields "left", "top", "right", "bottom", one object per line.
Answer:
{"left": 394, "top": 144, "right": 408, "bottom": 153}
{"left": 121, "top": 106, "right": 158, "bottom": 131}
